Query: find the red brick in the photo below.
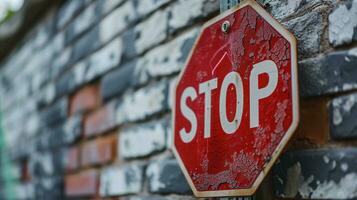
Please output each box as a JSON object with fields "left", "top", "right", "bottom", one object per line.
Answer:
{"left": 20, "top": 159, "right": 30, "bottom": 182}
{"left": 65, "top": 169, "right": 98, "bottom": 197}
{"left": 81, "top": 136, "right": 117, "bottom": 167}
{"left": 65, "top": 147, "right": 79, "bottom": 172}
{"left": 293, "top": 98, "right": 329, "bottom": 146}
{"left": 70, "top": 85, "right": 100, "bottom": 115}
{"left": 84, "top": 102, "right": 116, "bottom": 137}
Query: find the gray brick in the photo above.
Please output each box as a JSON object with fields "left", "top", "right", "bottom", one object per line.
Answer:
{"left": 100, "top": 61, "right": 136, "bottom": 101}
{"left": 119, "top": 118, "right": 168, "bottom": 159}
{"left": 258, "top": 0, "right": 330, "bottom": 20}
{"left": 56, "top": 38, "right": 122, "bottom": 97}
{"left": 273, "top": 148, "right": 357, "bottom": 199}
{"left": 168, "top": 0, "right": 218, "bottom": 32}
{"left": 329, "top": 93, "right": 357, "bottom": 140}
{"left": 134, "top": 10, "right": 168, "bottom": 55}
{"left": 29, "top": 152, "right": 55, "bottom": 178}
{"left": 115, "top": 79, "right": 169, "bottom": 125}
{"left": 283, "top": 11, "right": 323, "bottom": 58}
{"left": 65, "top": 2, "right": 98, "bottom": 44}
{"left": 329, "top": 0, "right": 357, "bottom": 46}
{"left": 40, "top": 98, "right": 68, "bottom": 127}
{"left": 72, "top": 26, "right": 100, "bottom": 63}
{"left": 56, "top": 0, "right": 88, "bottom": 30}
{"left": 136, "top": 0, "right": 171, "bottom": 16}
{"left": 51, "top": 48, "right": 71, "bottom": 79}
{"left": 102, "top": 28, "right": 196, "bottom": 101}
{"left": 33, "top": 177, "right": 63, "bottom": 200}
{"left": 134, "top": 28, "right": 198, "bottom": 86}
{"left": 97, "top": 0, "right": 126, "bottom": 16}
{"left": 99, "top": 1, "right": 137, "bottom": 44}
{"left": 14, "top": 182, "right": 34, "bottom": 200}
{"left": 100, "top": 164, "right": 144, "bottom": 196}
{"left": 146, "top": 159, "right": 191, "bottom": 194}
{"left": 299, "top": 48, "right": 357, "bottom": 97}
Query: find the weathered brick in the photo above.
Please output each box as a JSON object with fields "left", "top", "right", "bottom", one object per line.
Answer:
{"left": 273, "top": 148, "right": 357, "bottom": 199}
{"left": 56, "top": 0, "right": 89, "bottom": 30}
{"left": 119, "top": 119, "right": 168, "bottom": 159}
{"left": 72, "top": 26, "right": 100, "bottom": 63}
{"left": 136, "top": 0, "right": 170, "bottom": 16}
{"left": 97, "top": 0, "right": 126, "bottom": 16}
{"left": 134, "top": 29, "right": 198, "bottom": 86}
{"left": 65, "top": 2, "right": 98, "bottom": 44}
{"left": 65, "top": 169, "right": 99, "bottom": 197}
{"left": 99, "top": 1, "right": 137, "bottom": 44}
{"left": 168, "top": 0, "right": 218, "bottom": 32}
{"left": 299, "top": 48, "right": 357, "bottom": 97}
{"left": 294, "top": 98, "right": 329, "bottom": 145}
{"left": 14, "top": 182, "right": 34, "bottom": 200}
{"left": 258, "top": 0, "right": 327, "bottom": 21}
{"left": 81, "top": 136, "right": 116, "bottom": 167}
{"left": 34, "top": 177, "right": 63, "bottom": 200}
{"left": 100, "top": 164, "right": 143, "bottom": 196}
{"left": 329, "top": 0, "right": 357, "bottom": 46}
{"left": 282, "top": 10, "right": 324, "bottom": 58}
{"left": 69, "top": 84, "right": 100, "bottom": 115}
{"left": 329, "top": 92, "right": 357, "bottom": 140}
{"left": 40, "top": 97, "right": 68, "bottom": 127}
{"left": 56, "top": 38, "right": 122, "bottom": 97}
{"left": 62, "top": 114, "right": 83, "bottom": 145}
{"left": 29, "top": 151, "right": 56, "bottom": 178}
{"left": 65, "top": 147, "right": 79, "bottom": 172}
{"left": 84, "top": 102, "right": 117, "bottom": 137}
{"left": 146, "top": 159, "right": 191, "bottom": 194}
{"left": 134, "top": 10, "right": 168, "bottom": 55}
{"left": 100, "top": 61, "right": 136, "bottom": 101}
{"left": 115, "top": 80, "right": 169, "bottom": 125}
{"left": 38, "top": 114, "right": 82, "bottom": 150}
{"left": 51, "top": 47, "right": 71, "bottom": 79}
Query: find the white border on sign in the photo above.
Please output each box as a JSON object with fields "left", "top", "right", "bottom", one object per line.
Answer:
{"left": 171, "top": 0, "right": 299, "bottom": 197}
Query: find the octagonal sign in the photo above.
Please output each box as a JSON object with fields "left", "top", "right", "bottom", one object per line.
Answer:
{"left": 172, "top": 0, "right": 299, "bottom": 197}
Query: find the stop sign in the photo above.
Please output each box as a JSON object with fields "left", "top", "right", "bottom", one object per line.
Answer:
{"left": 172, "top": 0, "right": 299, "bottom": 197}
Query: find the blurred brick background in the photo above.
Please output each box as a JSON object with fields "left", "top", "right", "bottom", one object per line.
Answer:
{"left": 0, "top": 0, "right": 357, "bottom": 199}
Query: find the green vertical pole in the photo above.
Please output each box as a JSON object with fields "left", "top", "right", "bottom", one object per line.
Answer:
{"left": 0, "top": 101, "right": 16, "bottom": 199}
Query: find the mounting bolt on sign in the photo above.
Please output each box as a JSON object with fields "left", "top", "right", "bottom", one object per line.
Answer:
{"left": 172, "top": 0, "right": 299, "bottom": 197}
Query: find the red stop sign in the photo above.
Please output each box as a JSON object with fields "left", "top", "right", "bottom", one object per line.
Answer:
{"left": 173, "top": 0, "right": 299, "bottom": 197}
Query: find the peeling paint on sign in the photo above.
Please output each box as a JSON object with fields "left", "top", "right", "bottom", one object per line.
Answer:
{"left": 173, "top": 0, "right": 298, "bottom": 197}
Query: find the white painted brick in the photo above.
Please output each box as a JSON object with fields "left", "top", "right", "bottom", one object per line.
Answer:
{"left": 146, "top": 160, "right": 190, "bottom": 194}
{"left": 99, "top": 1, "right": 136, "bottom": 44}
{"left": 134, "top": 10, "right": 168, "bottom": 54}
{"left": 29, "top": 152, "right": 54, "bottom": 177}
{"left": 136, "top": 0, "right": 170, "bottom": 16}
{"left": 51, "top": 47, "right": 71, "bottom": 79}
{"left": 14, "top": 182, "right": 34, "bottom": 199}
{"left": 100, "top": 0, "right": 126, "bottom": 17}
{"left": 85, "top": 37, "right": 123, "bottom": 82}
{"left": 135, "top": 28, "right": 198, "bottom": 85}
{"left": 116, "top": 80, "right": 168, "bottom": 125}
{"left": 329, "top": 0, "right": 357, "bottom": 46}
{"left": 169, "top": 0, "right": 217, "bottom": 30}
{"left": 119, "top": 120, "right": 167, "bottom": 159}
{"left": 100, "top": 164, "right": 143, "bottom": 196}
{"left": 70, "top": 2, "right": 96, "bottom": 39}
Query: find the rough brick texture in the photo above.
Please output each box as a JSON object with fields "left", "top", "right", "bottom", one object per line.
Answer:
{"left": 81, "top": 136, "right": 116, "bottom": 167}
{"left": 0, "top": 0, "right": 357, "bottom": 200}
{"left": 69, "top": 84, "right": 100, "bottom": 115}
{"left": 65, "top": 169, "right": 99, "bottom": 197}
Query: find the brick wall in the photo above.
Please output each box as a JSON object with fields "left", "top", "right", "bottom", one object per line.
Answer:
{"left": 0, "top": 0, "right": 356, "bottom": 199}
